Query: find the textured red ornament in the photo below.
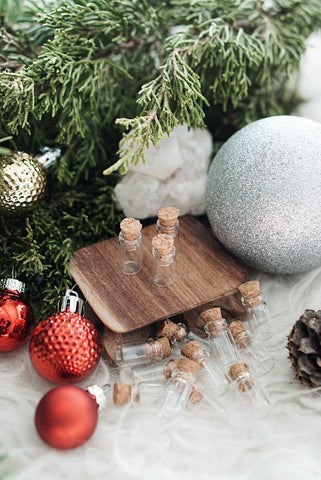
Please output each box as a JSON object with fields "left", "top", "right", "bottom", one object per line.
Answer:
{"left": 29, "top": 311, "right": 101, "bottom": 384}
{"left": 35, "top": 385, "right": 99, "bottom": 449}
{"left": 0, "top": 289, "right": 34, "bottom": 352}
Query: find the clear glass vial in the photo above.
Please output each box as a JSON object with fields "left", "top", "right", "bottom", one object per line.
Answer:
{"left": 228, "top": 321, "right": 274, "bottom": 375}
{"left": 181, "top": 341, "right": 229, "bottom": 396}
{"left": 120, "top": 359, "right": 178, "bottom": 384}
{"left": 156, "top": 206, "right": 180, "bottom": 253}
{"left": 227, "top": 362, "right": 271, "bottom": 420}
{"left": 238, "top": 281, "right": 273, "bottom": 341}
{"left": 114, "top": 337, "right": 172, "bottom": 367}
{"left": 201, "top": 307, "right": 241, "bottom": 369}
{"left": 159, "top": 357, "right": 201, "bottom": 418}
{"left": 113, "top": 381, "right": 165, "bottom": 406}
{"left": 152, "top": 234, "right": 176, "bottom": 287}
{"left": 111, "top": 380, "right": 203, "bottom": 408}
{"left": 118, "top": 217, "right": 143, "bottom": 275}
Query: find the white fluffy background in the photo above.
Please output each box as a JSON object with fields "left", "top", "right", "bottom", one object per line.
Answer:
{"left": 1, "top": 32, "right": 321, "bottom": 480}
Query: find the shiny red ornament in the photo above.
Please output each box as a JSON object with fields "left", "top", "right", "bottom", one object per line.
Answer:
{"left": 35, "top": 385, "right": 99, "bottom": 449}
{"left": 0, "top": 280, "right": 34, "bottom": 352}
{"left": 29, "top": 310, "right": 101, "bottom": 384}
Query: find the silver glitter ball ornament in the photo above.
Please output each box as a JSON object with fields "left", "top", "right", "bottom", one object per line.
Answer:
{"left": 206, "top": 115, "right": 321, "bottom": 274}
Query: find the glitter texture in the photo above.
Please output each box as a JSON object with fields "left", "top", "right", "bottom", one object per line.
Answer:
{"left": 206, "top": 115, "right": 321, "bottom": 274}
{"left": 0, "top": 152, "right": 46, "bottom": 215}
{"left": 29, "top": 312, "right": 101, "bottom": 384}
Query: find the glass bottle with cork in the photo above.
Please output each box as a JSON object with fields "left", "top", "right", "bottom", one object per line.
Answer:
{"left": 118, "top": 217, "right": 143, "bottom": 275}
{"left": 201, "top": 307, "right": 241, "bottom": 369}
{"left": 228, "top": 320, "right": 274, "bottom": 375}
{"left": 152, "top": 234, "right": 176, "bottom": 287}
{"left": 157, "top": 206, "right": 180, "bottom": 255}
{"left": 238, "top": 281, "right": 273, "bottom": 341}
{"left": 114, "top": 337, "right": 172, "bottom": 367}
{"left": 227, "top": 362, "right": 271, "bottom": 419}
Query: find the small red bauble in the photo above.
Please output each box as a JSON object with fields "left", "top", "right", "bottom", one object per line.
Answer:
{"left": 29, "top": 289, "right": 101, "bottom": 384}
{"left": 0, "top": 278, "right": 34, "bottom": 353}
{"left": 35, "top": 385, "right": 99, "bottom": 449}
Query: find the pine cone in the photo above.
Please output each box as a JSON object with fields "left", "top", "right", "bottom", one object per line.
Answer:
{"left": 287, "top": 309, "right": 321, "bottom": 387}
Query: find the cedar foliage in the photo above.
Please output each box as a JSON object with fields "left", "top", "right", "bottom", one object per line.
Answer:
{"left": 1, "top": 0, "right": 321, "bottom": 318}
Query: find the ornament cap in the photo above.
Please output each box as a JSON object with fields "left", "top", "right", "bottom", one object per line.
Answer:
{"left": 0, "top": 277, "right": 25, "bottom": 293}
{"left": 57, "top": 289, "right": 84, "bottom": 314}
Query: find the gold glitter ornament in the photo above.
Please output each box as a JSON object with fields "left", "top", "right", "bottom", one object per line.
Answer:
{"left": 0, "top": 148, "right": 60, "bottom": 216}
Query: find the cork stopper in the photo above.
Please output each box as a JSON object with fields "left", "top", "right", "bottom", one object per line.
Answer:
{"left": 145, "top": 337, "right": 172, "bottom": 359}
{"left": 156, "top": 319, "right": 178, "bottom": 340}
{"left": 189, "top": 385, "right": 203, "bottom": 405}
{"left": 164, "top": 359, "right": 178, "bottom": 379}
{"left": 228, "top": 362, "right": 254, "bottom": 392}
{"left": 156, "top": 319, "right": 187, "bottom": 343}
{"left": 202, "top": 308, "right": 226, "bottom": 336}
{"left": 181, "top": 341, "right": 206, "bottom": 365}
{"left": 152, "top": 234, "right": 174, "bottom": 256}
{"left": 200, "top": 307, "right": 223, "bottom": 324}
{"left": 156, "top": 336, "right": 172, "bottom": 358}
{"left": 238, "top": 281, "right": 260, "bottom": 299}
{"left": 176, "top": 357, "right": 201, "bottom": 376}
{"left": 113, "top": 381, "right": 132, "bottom": 405}
{"left": 228, "top": 321, "right": 251, "bottom": 348}
{"left": 238, "top": 281, "right": 262, "bottom": 307}
{"left": 175, "top": 324, "right": 187, "bottom": 343}
{"left": 120, "top": 217, "right": 142, "bottom": 241}
{"left": 157, "top": 206, "right": 180, "bottom": 227}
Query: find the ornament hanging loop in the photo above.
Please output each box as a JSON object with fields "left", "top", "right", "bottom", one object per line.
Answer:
{"left": 57, "top": 289, "right": 84, "bottom": 314}
{"left": 71, "top": 282, "right": 89, "bottom": 304}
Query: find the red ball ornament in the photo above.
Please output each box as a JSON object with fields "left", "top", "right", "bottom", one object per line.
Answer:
{"left": 35, "top": 385, "right": 99, "bottom": 449}
{"left": 0, "top": 277, "right": 34, "bottom": 352}
{"left": 29, "top": 289, "right": 101, "bottom": 384}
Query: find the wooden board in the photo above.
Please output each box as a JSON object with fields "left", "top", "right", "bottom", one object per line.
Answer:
{"left": 69, "top": 216, "right": 248, "bottom": 333}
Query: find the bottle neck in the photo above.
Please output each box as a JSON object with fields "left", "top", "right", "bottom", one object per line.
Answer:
{"left": 234, "top": 371, "right": 255, "bottom": 392}
{"left": 119, "top": 231, "right": 142, "bottom": 249}
{"left": 234, "top": 330, "right": 252, "bottom": 349}
{"left": 152, "top": 246, "right": 176, "bottom": 264}
{"left": 156, "top": 219, "right": 179, "bottom": 237}
{"left": 144, "top": 339, "right": 164, "bottom": 359}
{"left": 241, "top": 294, "right": 262, "bottom": 309}
{"left": 188, "top": 348, "right": 207, "bottom": 365}
{"left": 171, "top": 368, "right": 195, "bottom": 385}
{"left": 204, "top": 318, "right": 227, "bottom": 337}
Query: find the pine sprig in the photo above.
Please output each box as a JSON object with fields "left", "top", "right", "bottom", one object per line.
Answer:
{"left": 110, "top": 0, "right": 321, "bottom": 173}
{"left": 105, "top": 47, "right": 208, "bottom": 174}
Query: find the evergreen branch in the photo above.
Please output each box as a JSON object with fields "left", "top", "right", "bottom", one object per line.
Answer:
{"left": 104, "top": 47, "right": 208, "bottom": 175}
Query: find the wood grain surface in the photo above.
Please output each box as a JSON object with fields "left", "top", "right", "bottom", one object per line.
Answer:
{"left": 69, "top": 216, "right": 248, "bottom": 333}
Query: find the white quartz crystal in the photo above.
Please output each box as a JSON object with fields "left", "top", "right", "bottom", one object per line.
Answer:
{"left": 114, "top": 125, "right": 213, "bottom": 219}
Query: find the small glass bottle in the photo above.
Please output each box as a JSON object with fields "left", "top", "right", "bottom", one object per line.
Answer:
{"left": 238, "top": 281, "right": 273, "bottom": 341}
{"left": 113, "top": 381, "right": 165, "bottom": 406}
{"left": 227, "top": 362, "right": 271, "bottom": 419}
{"left": 118, "top": 217, "right": 143, "bottom": 275}
{"left": 152, "top": 234, "right": 176, "bottom": 287}
{"left": 114, "top": 337, "right": 172, "bottom": 367}
{"left": 228, "top": 321, "right": 274, "bottom": 375}
{"left": 201, "top": 307, "right": 240, "bottom": 369}
{"left": 181, "top": 340, "right": 229, "bottom": 396}
{"left": 159, "top": 357, "right": 201, "bottom": 418}
{"left": 111, "top": 380, "right": 203, "bottom": 407}
{"left": 156, "top": 206, "right": 180, "bottom": 254}
{"left": 120, "top": 359, "right": 178, "bottom": 384}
